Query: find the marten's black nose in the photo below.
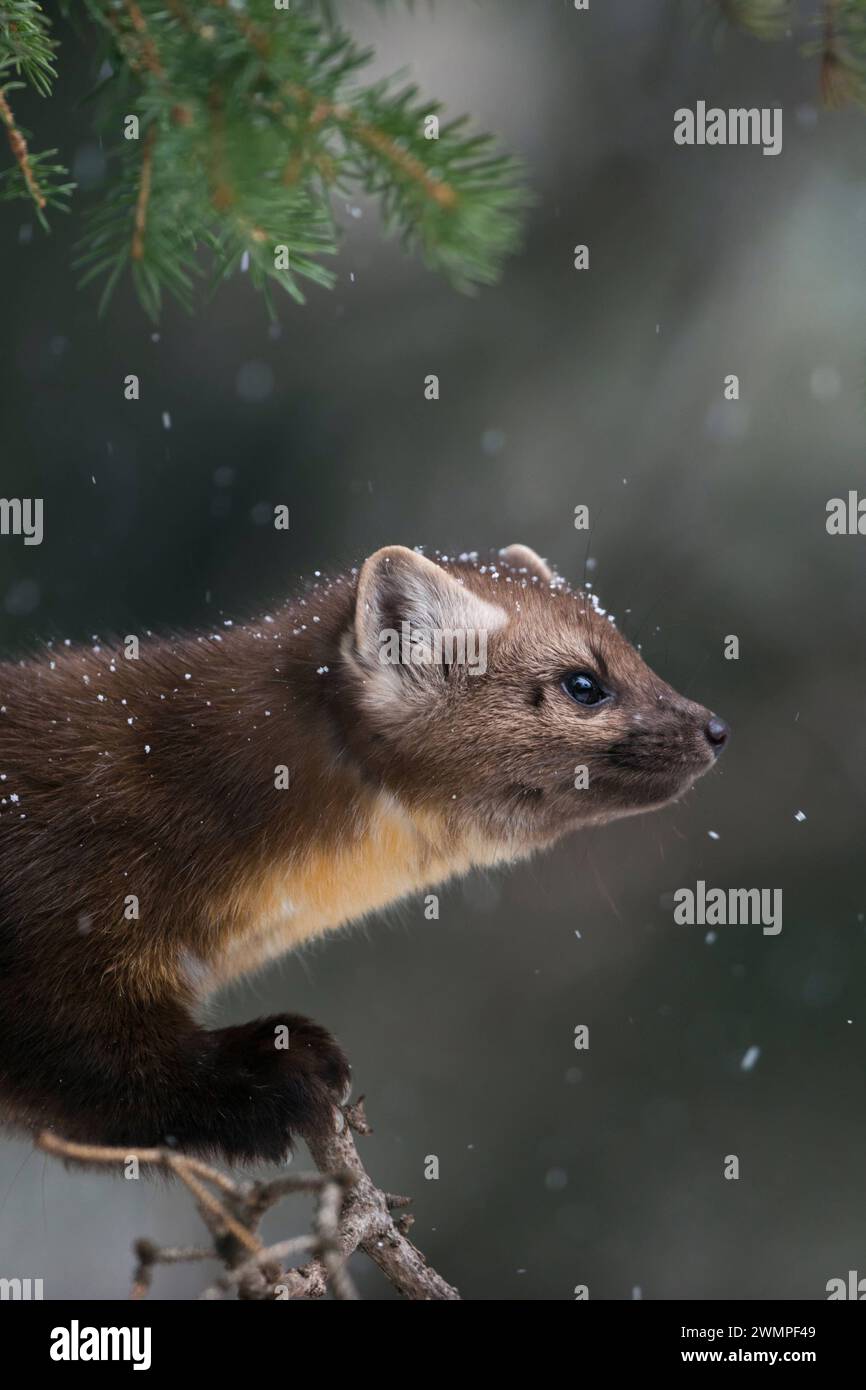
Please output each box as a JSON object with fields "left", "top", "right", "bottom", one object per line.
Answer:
{"left": 705, "top": 716, "right": 730, "bottom": 754}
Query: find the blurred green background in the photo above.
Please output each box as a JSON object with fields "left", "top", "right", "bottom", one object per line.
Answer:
{"left": 0, "top": 0, "right": 865, "bottom": 1300}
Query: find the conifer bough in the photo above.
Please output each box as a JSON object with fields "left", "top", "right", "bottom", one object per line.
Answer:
{"left": 0, "top": 0, "right": 529, "bottom": 319}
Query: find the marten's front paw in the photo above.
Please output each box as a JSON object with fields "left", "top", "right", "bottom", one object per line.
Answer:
{"left": 268, "top": 1013, "right": 352, "bottom": 1106}
{"left": 212, "top": 1013, "right": 351, "bottom": 1160}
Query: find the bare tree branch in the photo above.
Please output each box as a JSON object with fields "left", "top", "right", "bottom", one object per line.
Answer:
{"left": 36, "top": 1095, "right": 460, "bottom": 1301}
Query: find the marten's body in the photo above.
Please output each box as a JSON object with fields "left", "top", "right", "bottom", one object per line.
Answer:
{"left": 0, "top": 545, "right": 727, "bottom": 1162}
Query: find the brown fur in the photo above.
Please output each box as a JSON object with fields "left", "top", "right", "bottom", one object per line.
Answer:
{"left": 0, "top": 545, "right": 727, "bottom": 1162}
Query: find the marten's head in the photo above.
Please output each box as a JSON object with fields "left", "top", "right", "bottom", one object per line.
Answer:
{"left": 341, "top": 544, "right": 728, "bottom": 852}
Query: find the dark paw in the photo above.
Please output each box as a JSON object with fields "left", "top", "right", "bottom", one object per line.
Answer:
{"left": 273, "top": 1014, "right": 352, "bottom": 1103}
{"left": 214, "top": 1013, "right": 351, "bottom": 1157}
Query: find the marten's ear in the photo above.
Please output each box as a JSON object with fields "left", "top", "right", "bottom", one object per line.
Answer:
{"left": 498, "top": 544, "right": 553, "bottom": 583}
{"left": 353, "top": 546, "right": 507, "bottom": 668}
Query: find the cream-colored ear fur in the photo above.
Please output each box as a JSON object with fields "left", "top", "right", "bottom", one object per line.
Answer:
{"left": 348, "top": 547, "right": 507, "bottom": 718}
{"left": 498, "top": 544, "right": 553, "bottom": 583}
{"left": 354, "top": 546, "right": 507, "bottom": 661}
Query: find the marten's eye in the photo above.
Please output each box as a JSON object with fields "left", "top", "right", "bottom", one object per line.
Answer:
{"left": 562, "top": 671, "right": 608, "bottom": 707}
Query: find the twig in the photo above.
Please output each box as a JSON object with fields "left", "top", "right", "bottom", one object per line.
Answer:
{"left": 36, "top": 1095, "right": 460, "bottom": 1301}
{"left": 194, "top": 6, "right": 459, "bottom": 212}
{"left": 304, "top": 1098, "right": 460, "bottom": 1300}
{"left": 121, "top": 0, "right": 165, "bottom": 78}
{"left": 209, "top": 0, "right": 272, "bottom": 60}
{"left": 131, "top": 1239, "right": 211, "bottom": 1300}
{"left": 277, "top": 86, "right": 459, "bottom": 211}
{"left": 0, "top": 88, "right": 45, "bottom": 209}
{"left": 131, "top": 125, "right": 156, "bottom": 261}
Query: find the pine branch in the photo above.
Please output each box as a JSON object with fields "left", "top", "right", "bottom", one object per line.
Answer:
{"left": 0, "top": 0, "right": 56, "bottom": 94}
{"left": 713, "top": 0, "right": 793, "bottom": 40}
{"left": 707, "top": 1, "right": 866, "bottom": 107}
{"left": 0, "top": 0, "right": 528, "bottom": 318}
{"left": 0, "top": 82, "right": 42, "bottom": 205}
{"left": 811, "top": 0, "right": 866, "bottom": 106}
{"left": 0, "top": 2, "right": 73, "bottom": 224}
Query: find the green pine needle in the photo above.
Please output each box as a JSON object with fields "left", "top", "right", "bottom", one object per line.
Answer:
{"left": 3, "top": 0, "right": 530, "bottom": 317}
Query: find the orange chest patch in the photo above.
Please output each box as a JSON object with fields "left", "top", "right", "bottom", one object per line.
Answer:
{"left": 208, "top": 798, "right": 508, "bottom": 989}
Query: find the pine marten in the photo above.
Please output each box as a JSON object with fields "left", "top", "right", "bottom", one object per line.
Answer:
{"left": 0, "top": 544, "right": 728, "bottom": 1163}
